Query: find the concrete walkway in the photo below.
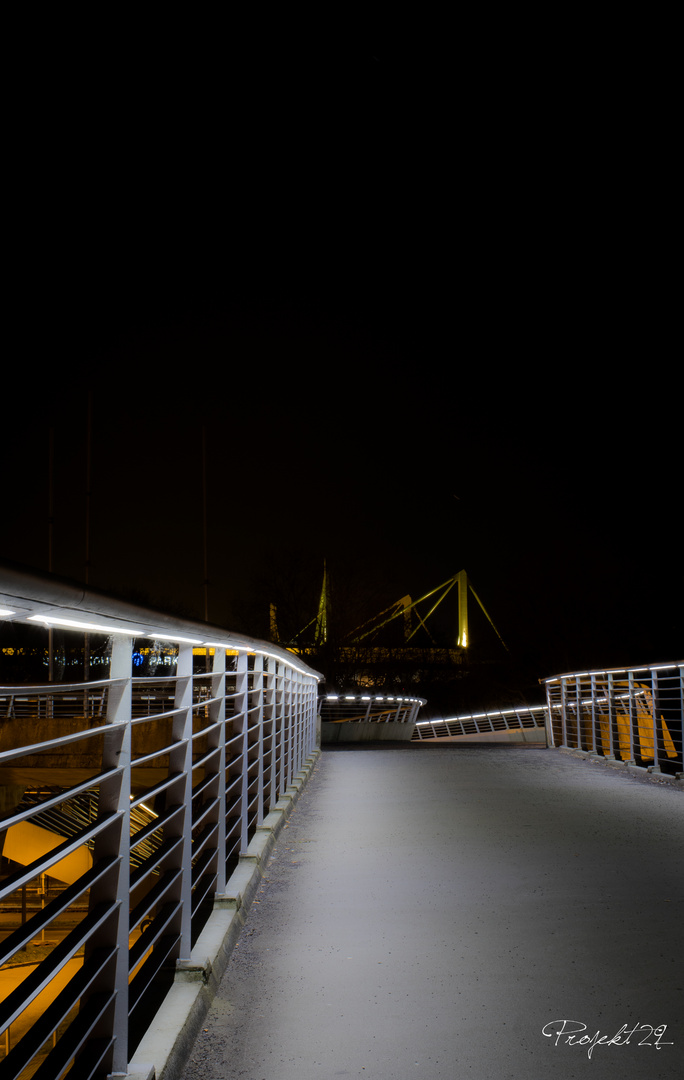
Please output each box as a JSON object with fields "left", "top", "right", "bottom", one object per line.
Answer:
{"left": 182, "top": 746, "right": 683, "bottom": 1080}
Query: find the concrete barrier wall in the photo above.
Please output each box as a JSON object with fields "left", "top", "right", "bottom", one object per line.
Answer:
{"left": 321, "top": 722, "right": 416, "bottom": 743}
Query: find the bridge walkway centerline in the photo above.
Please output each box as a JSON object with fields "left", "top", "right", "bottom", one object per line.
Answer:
{"left": 174, "top": 744, "right": 683, "bottom": 1080}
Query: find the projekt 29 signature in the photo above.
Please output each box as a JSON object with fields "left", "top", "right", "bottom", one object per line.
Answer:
{"left": 541, "top": 1020, "right": 673, "bottom": 1060}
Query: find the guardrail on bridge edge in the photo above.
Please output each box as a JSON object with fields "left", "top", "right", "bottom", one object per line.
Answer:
{"left": 0, "top": 564, "right": 323, "bottom": 1080}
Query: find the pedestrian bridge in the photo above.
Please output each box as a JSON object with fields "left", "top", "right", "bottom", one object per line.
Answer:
{"left": 0, "top": 565, "right": 682, "bottom": 1079}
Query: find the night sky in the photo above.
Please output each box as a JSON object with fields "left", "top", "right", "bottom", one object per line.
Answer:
{"left": 3, "top": 47, "right": 681, "bottom": 691}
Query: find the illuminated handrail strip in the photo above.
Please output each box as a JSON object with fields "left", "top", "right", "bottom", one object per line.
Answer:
{"left": 0, "top": 677, "right": 124, "bottom": 695}
{"left": 0, "top": 566, "right": 321, "bottom": 1080}
{"left": 543, "top": 661, "right": 683, "bottom": 771}
{"left": 412, "top": 705, "right": 548, "bottom": 741}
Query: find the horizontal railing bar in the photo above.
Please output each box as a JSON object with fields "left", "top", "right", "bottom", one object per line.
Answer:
{"left": 191, "top": 824, "right": 219, "bottom": 868}
{"left": 0, "top": 901, "right": 119, "bottom": 1030}
{"left": 0, "top": 678, "right": 123, "bottom": 696}
{"left": 130, "top": 869, "right": 182, "bottom": 935}
{"left": 191, "top": 803, "right": 217, "bottom": 833}
{"left": 225, "top": 774, "right": 241, "bottom": 797}
{"left": 0, "top": 769, "right": 118, "bottom": 830}
{"left": 0, "top": 724, "right": 111, "bottom": 763}
{"left": 191, "top": 871, "right": 218, "bottom": 915}
{"left": 0, "top": 857, "right": 119, "bottom": 966}
{"left": 192, "top": 746, "right": 220, "bottom": 772}
{"left": 132, "top": 676, "right": 181, "bottom": 685}
{"left": 0, "top": 946, "right": 116, "bottom": 1077}
{"left": 59, "top": 1036, "right": 113, "bottom": 1080}
{"left": 129, "top": 836, "right": 183, "bottom": 891}
{"left": 130, "top": 740, "right": 186, "bottom": 768}
{"left": 0, "top": 814, "right": 119, "bottom": 897}
{"left": 191, "top": 844, "right": 218, "bottom": 886}
{"left": 129, "top": 812, "right": 170, "bottom": 853}
{"left": 30, "top": 992, "right": 114, "bottom": 1080}
{"left": 191, "top": 721, "right": 221, "bottom": 742}
{"left": 130, "top": 707, "right": 186, "bottom": 726}
{"left": 129, "top": 772, "right": 183, "bottom": 810}
{"left": 128, "top": 902, "right": 179, "bottom": 972}
{"left": 192, "top": 801, "right": 218, "bottom": 837}
{"left": 192, "top": 694, "right": 223, "bottom": 709}
{"left": 128, "top": 934, "right": 180, "bottom": 1019}
{"left": 191, "top": 772, "right": 218, "bottom": 801}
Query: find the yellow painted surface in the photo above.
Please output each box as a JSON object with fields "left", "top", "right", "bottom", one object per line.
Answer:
{"left": 0, "top": 956, "right": 82, "bottom": 1065}
{"left": 598, "top": 710, "right": 677, "bottom": 760}
{"left": 2, "top": 822, "right": 92, "bottom": 885}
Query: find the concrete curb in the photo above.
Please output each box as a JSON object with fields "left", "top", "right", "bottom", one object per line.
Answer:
{"left": 555, "top": 746, "right": 684, "bottom": 788}
{"left": 128, "top": 749, "right": 321, "bottom": 1080}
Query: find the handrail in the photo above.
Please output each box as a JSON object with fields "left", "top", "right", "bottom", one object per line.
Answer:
{"left": 319, "top": 694, "right": 425, "bottom": 724}
{"left": 542, "top": 661, "right": 683, "bottom": 774}
{"left": 413, "top": 703, "right": 548, "bottom": 740}
{"left": 0, "top": 564, "right": 322, "bottom": 1079}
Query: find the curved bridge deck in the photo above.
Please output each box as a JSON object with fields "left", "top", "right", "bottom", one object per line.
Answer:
{"left": 182, "top": 744, "right": 683, "bottom": 1080}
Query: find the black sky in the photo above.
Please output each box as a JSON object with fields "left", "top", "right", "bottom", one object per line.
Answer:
{"left": 3, "top": 45, "right": 681, "bottom": 682}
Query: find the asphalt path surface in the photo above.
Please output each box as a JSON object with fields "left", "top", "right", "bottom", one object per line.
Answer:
{"left": 183, "top": 746, "right": 683, "bottom": 1080}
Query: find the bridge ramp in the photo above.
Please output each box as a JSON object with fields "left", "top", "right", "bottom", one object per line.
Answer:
{"left": 182, "top": 745, "right": 683, "bottom": 1080}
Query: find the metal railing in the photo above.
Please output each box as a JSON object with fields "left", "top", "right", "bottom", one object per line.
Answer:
{"left": 0, "top": 569, "right": 321, "bottom": 1080}
{"left": 543, "top": 662, "right": 684, "bottom": 774}
{"left": 319, "top": 694, "right": 425, "bottom": 724}
{"left": 412, "top": 704, "right": 548, "bottom": 741}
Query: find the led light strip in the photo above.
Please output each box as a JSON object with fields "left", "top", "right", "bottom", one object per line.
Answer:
{"left": 28, "top": 615, "right": 145, "bottom": 636}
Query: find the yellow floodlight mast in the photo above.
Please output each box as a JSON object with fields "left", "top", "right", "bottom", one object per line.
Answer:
{"left": 348, "top": 570, "right": 508, "bottom": 652}
{"left": 457, "top": 569, "right": 468, "bottom": 648}
{"left": 273, "top": 565, "right": 508, "bottom": 654}
{"left": 314, "top": 559, "right": 330, "bottom": 645}
{"left": 458, "top": 574, "right": 507, "bottom": 648}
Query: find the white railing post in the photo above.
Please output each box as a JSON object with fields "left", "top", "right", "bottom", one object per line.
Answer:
{"left": 650, "top": 666, "right": 662, "bottom": 773}
{"left": 212, "top": 647, "right": 227, "bottom": 895}
{"left": 680, "top": 665, "right": 684, "bottom": 768}
{"left": 172, "top": 643, "right": 194, "bottom": 963}
{"left": 253, "top": 653, "right": 265, "bottom": 827}
{"left": 294, "top": 667, "right": 303, "bottom": 769}
{"left": 560, "top": 678, "right": 568, "bottom": 747}
{"left": 266, "top": 656, "right": 277, "bottom": 809}
{"left": 627, "top": 669, "right": 637, "bottom": 764}
{"left": 590, "top": 673, "right": 598, "bottom": 752}
{"left": 88, "top": 633, "right": 132, "bottom": 1078}
{"left": 275, "top": 660, "right": 285, "bottom": 797}
{"left": 607, "top": 671, "right": 616, "bottom": 758}
{"left": 574, "top": 675, "right": 582, "bottom": 750}
{"left": 235, "top": 651, "right": 250, "bottom": 854}
{"left": 283, "top": 663, "right": 293, "bottom": 788}
{"left": 544, "top": 681, "right": 555, "bottom": 746}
